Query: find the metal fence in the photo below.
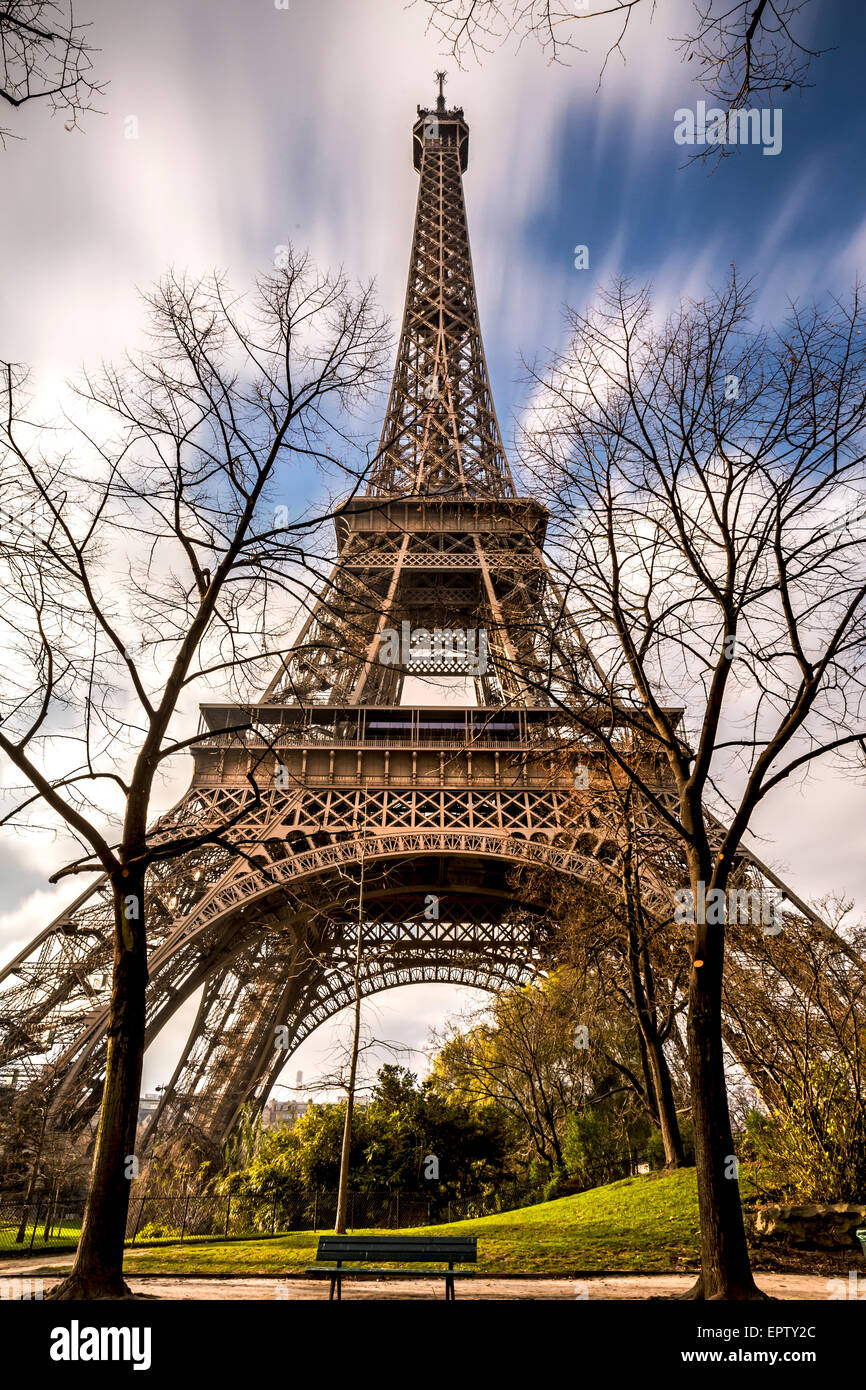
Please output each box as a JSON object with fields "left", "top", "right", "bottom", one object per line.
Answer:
{"left": 1, "top": 1192, "right": 87, "bottom": 1254}
{"left": 0, "top": 1185, "right": 537, "bottom": 1254}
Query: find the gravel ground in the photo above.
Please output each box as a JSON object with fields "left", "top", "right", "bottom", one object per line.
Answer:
{"left": 0, "top": 1261, "right": 841, "bottom": 1301}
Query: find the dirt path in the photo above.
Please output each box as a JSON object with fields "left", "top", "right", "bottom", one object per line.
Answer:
{"left": 136, "top": 1273, "right": 836, "bottom": 1300}
{"left": 0, "top": 1261, "right": 839, "bottom": 1301}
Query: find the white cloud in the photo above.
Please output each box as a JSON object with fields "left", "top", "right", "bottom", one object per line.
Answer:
{"left": 0, "top": 884, "right": 75, "bottom": 970}
{"left": 2, "top": 0, "right": 863, "bottom": 1089}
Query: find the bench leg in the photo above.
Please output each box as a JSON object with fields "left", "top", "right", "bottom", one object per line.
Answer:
{"left": 445, "top": 1274, "right": 455, "bottom": 1301}
{"left": 329, "top": 1276, "right": 335, "bottom": 1301}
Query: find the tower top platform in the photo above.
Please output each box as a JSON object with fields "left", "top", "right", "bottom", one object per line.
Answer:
{"left": 413, "top": 75, "right": 469, "bottom": 171}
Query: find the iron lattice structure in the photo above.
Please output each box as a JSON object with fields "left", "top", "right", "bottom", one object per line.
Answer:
{"left": 0, "top": 86, "right": 856, "bottom": 1163}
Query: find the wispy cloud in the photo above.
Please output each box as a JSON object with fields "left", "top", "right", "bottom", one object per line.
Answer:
{"left": 2, "top": 0, "right": 865, "bottom": 1078}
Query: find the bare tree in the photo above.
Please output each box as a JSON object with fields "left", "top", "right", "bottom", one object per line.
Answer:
{"left": 0, "top": 251, "right": 389, "bottom": 1297}
{"left": 724, "top": 893, "right": 866, "bottom": 1201}
{"left": 513, "top": 272, "right": 866, "bottom": 1296}
{"left": 678, "top": 0, "right": 819, "bottom": 107}
{"left": 298, "top": 839, "right": 420, "bottom": 1234}
{"left": 543, "top": 775, "right": 690, "bottom": 1168}
{"left": 419, "top": 0, "right": 822, "bottom": 102}
{"left": 0, "top": 1, "right": 104, "bottom": 143}
{"left": 334, "top": 848, "right": 366, "bottom": 1235}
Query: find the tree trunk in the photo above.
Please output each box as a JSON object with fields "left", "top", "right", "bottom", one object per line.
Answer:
{"left": 644, "top": 1028, "right": 686, "bottom": 1169}
{"left": 48, "top": 874, "right": 147, "bottom": 1299}
{"left": 335, "top": 880, "right": 364, "bottom": 1237}
{"left": 622, "top": 841, "right": 685, "bottom": 1168}
{"left": 334, "top": 985, "right": 362, "bottom": 1235}
{"left": 683, "top": 870, "right": 768, "bottom": 1300}
{"left": 15, "top": 1101, "right": 48, "bottom": 1244}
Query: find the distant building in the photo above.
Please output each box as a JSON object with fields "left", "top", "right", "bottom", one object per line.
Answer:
{"left": 260, "top": 1098, "right": 308, "bottom": 1130}
{"left": 133, "top": 1090, "right": 307, "bottom": 1133}
{"left": 136, "top": 1093, "right": 162, "bottom": 1126}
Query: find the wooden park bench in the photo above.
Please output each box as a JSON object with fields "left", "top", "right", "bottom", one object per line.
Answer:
{"left": 307, "top": 1234, "right": 477, "bottom": 1300}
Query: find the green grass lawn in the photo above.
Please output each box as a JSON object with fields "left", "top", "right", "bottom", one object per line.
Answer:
{"left": 1, "top": 1221, "right": 83, "bottom": 1255}
{"left": 119, "top": 1169, "right": 702, "bottom": 1277}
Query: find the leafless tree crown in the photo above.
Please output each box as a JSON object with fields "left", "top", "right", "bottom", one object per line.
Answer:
{"left": 419, "top": 0, "right": 822, "bottom": 104}
{"left": 0, "top": 2, "right": 105, "bottom": 142}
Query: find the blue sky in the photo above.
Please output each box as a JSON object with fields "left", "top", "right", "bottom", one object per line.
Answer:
{"left": 1, "top": 0, "right": 865, "bottom": 1097}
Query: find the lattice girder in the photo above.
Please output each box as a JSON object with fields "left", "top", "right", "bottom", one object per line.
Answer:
{"left": 3, "top": 88, "right": 861, "bottom": 1167}
{"left": 143, "top": 887, "right": 553, "bottom": 1148}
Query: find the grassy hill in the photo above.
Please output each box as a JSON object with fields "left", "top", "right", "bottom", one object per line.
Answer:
{"left": 119, "top": 1169, "right": 702, "bottom": 1277}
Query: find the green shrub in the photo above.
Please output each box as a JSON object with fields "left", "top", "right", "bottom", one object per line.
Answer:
{"left": 743, "top": 1064, "right": 866, "bottom": 1203}
{"left": 135, "top": 1221, "right": 180, "bottom": 1240}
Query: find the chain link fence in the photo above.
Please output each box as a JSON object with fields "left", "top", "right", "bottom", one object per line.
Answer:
{"left": 0, "top": 1185, "right": 536, "bottom": 1254}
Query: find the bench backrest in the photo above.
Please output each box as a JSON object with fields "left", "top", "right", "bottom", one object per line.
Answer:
{"left": 316, "top": 1234, "right": 477, "bottom": 1264}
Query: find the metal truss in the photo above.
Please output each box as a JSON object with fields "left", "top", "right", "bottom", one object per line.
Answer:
{"left": 2, "top": 85, "right": 861, "bottom": 1164}
{"left": 366, "top": 93, "right": 513, "bottom": 500}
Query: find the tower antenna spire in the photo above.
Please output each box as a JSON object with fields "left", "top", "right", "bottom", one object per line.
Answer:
{"left": 435, "top": 69, "right": 447, "bottom": 112}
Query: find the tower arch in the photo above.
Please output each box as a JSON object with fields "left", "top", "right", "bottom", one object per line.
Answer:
{"left": 0, "top": 84, "right": 837, "bottom": 1169}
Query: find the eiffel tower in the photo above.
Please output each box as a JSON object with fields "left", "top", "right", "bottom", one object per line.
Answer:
{"left": 0, "top": 80, "right": 853, "bottom": 1164}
